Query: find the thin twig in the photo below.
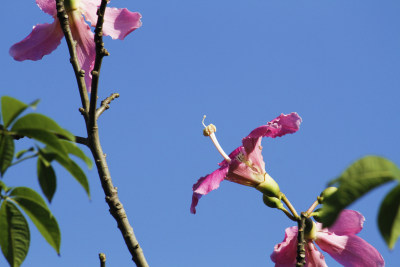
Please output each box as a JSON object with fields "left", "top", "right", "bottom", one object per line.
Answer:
{"left": 10, "top": 153, "right": 38, "bottom": 166}
{"left": 96, "top": 93, "right": 120, "bottom": 118}
{"left": 88, "top": 0, "right": 110, "bottom": 127}
{"left": 99, "top": 253, "right": 106, "bottom": 267}
{"left": 55, "top": 0, "right": 89, "bottom": 117}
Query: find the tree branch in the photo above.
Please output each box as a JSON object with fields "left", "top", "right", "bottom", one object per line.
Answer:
{"left": 84, "top": 1, "right": 149, "bottom": 266}
{"left": 55, "top": 0, "right": 89, "bottom": 117}
{"left": 296, "top": 213, "right": 306, "bottom": 266}
{"left": 96, "top": 93, "right": 120, "bottom": 119}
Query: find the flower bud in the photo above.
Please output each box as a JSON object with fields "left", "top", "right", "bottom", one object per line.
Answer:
{"left": 262, "top": 194, "right": 284, "bottom": 209}
{"left": 311, "top": 208, "right": 324, "bottom": 222}
{"left": 318, "top": 187, "right": 338, "bottom": 204}
{"left": 256, "top": 173, "right": 281, "bottom": 198}
{"left": 304, "top": 218, "right": 317, "bottom": 240}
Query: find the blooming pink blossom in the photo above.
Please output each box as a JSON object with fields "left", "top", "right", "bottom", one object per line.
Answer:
{"left": 10, "top": 0, "right": 142, "bottom": 92}
{"left": 190, "top": 113, "right": 302, "bottom": 214}
{"left": 271, "top": 210, "right": 384, "bottom": 267}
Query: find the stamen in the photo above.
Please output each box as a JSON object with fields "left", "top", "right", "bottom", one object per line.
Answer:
{"left": 202, "top": 116, "right": 231, "bottom": 162}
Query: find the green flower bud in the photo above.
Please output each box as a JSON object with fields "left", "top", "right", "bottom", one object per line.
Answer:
{"left": 304, "top": 218, "right": 317, "bottom": 240}
{"left": 318, "top": 187, "right": 338, "bottom": 204}
{"left": 256, "top": 173, "right": 281, "bottom": 198}
{"left": 311, "top": 208, "right": 324, "bottom": 222}
{"left": 262, "top": 194, "right": 284, "bottom": 209}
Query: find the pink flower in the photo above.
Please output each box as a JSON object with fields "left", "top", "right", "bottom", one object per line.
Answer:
{"left": 271, "top": 210, "right": 384, "bottom": 267}
{"left": 190, "top": 112, "right": 302, "bottom": 214}
{"left": 9, "top": 0, "right": 142, "bottom": 92}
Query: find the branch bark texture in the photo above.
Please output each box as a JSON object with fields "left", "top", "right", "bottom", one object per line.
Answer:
{"left": 56, "top": 1, "right": 149, "bottom": 266}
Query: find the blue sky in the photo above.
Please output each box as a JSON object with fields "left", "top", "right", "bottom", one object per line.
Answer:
{"left": 1, "top": 0, "right": 400, "bottom": 266}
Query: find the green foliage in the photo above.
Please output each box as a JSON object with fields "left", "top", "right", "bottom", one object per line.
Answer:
{"left": 39, "top": 148, "right": 90, "bottom": 198}
{"left": 0, "top": 128, "right": 14, "bottom": 176}
{"left": 9, "top": 187, "right": 61, "bottom": 254}
{"left": 378, "top": 184, "right": 400, "bottom": 249}
{"left": 0, "top": 200, "right": 30, "bottom": 267}
{"left": 11, "top": 113, "right": 74, "bottom": 141}
{"left": 0, "top": 96, "right": 91, "bottom": 199}
{"left": 37, "top": 157, "right": 57, "bottom": 203}
{"left": 0, "top": 96, "right": 93, "bottom": 265}
{"left": 1, "top": 96, "right": 39, "bottom": 128}
{"left": 319, "top": 156, "right": 400, "bottom": 248}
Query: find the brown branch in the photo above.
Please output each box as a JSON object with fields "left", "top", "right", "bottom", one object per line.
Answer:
{"left": 88, "top": 0, "right": 110, "bottom": 127}
{"left": 84, "top": 1, "right": 149, "bottom": 266}
{"left": 96, "top": 93, "right": 120, "bottom": 118}
{"left": 296, "top": 213, "right": 306, "bottom": 266}
{"left": 55, "top": 0, "right": 89, "bottom": 117}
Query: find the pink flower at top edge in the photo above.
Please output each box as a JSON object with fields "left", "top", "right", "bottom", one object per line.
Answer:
{"left": 190, "top": 112, "right": 302, "bottom": 214}
{"left": 9, "top": 0, "right": 142, "bottom": 92}
{"left": 271, "top": 210, "right": 385, "bottom": 267}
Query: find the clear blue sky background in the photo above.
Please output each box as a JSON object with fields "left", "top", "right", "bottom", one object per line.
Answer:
{"left": 1, "top": 0, "right": 400, "bottom": 266}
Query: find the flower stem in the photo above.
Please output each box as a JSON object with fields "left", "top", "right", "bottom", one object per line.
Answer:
{"left": 281, "top": 193, "right": 300, "bottom": 219}
{"left": 296, "top": 213, "right": 307, "bottom": 266}
{"left": 304, "top": 200, "right": 319, "bottom": 217}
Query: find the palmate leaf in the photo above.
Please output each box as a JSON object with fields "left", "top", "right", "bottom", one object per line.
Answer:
{"left": 11, "top": 113, "right": 74, "bottom": 141}
{"left": 378, "top": 184, "right": 400, "bottom": 249}
{"left": 59, "top": 140, "right": 92, "bottom": 169}
{"left": 320, "top": 156, "right": 400, "bottom": 228}
{"left": 0, "top": 97, "right": 40, "bottom": 128}
{"left": 13, "top": 129, "right": 69, "bottom": 161}
{"left": 0, "top": 200, "right": 30, "bottom": 267}
{"left": 9, "top": 187, "right": 60, "bottom": 254}
{"left": 37, "top": 157, "right": 57, "bottom": 203}
{"left": 39, "top": 148, "right": 90, "bottom": 199}
{"left": 0, "top": 129, "right": 15, "bottom": 176}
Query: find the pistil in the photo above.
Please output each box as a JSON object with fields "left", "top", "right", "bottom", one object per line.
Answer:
{"left": 202, "top": 116, "right": 231, "bottom": 162}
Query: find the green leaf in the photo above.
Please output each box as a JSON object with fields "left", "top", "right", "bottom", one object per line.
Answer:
{"left": 53, "top": 154, "right": 90, "bottom": 199}
{"left": 0, "top": 200, "right": 30, "bottom": 267}
{"left": 0, "top": 130, "right": 15, "bottom": 176}
{"left": 320, "top": 156, "right": 400, "bottom": 227}
{"left": 378, "top": 184, "right": 400, "bottom": 249}
{"left": 11, "top": 113, "right": 74, "bottom": 141}
{"left": 15, "top": 147, "right": 34, "bottom": 159}
{"left": 13, "top": 129, "right": 69, "bottom": 161}
{"left": 0, "top": 180, "right": 8, "bottom": 193}
{"left": 58, "top": 140, "right": 92, "bottom": 169}
{"left": 1, "top": 96, "right": 28, "bottom": 128}
{"left": 9, "top": 187, "right": 60, "bottom": 254}
{"left": 37, "top": 157, "right": 57, "bottom": 203}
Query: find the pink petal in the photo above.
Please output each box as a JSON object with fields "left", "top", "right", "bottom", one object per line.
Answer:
{"left": 190, "top": 166, "right": 228, "bottom": 214}
{"left": 246, "top": 112, "right": 302, "bottom": 139}
{"left": 9, "top": 21, "right": 64, "bottom": 61}
{"left": 242, "top": 113, "right": 302, "bottom": 153}
{"left": 103, "top": 8, "right": 142, "bottom": 40}
{"left": 242, "top": 137, "right": 266, "bottom": 173}
{"left": 316, "top": 232, "right": 384, "bottom": 267}
{"left": 327, "top": 210, "right": 365, "bottom": 236}
{"left": 271, "top": 226, "right": 298, "bottom": 266}
{"left": 36, "top": 0, "right": 57, "bottom": 17}
{"left": 80, "top": 0, "right": 142, "bottom": 40}
{"left": 305, "top": 242, "right": 327, "bottom": 267}
{"left": 69, "top": 11, "right": 96, "bottom": 92}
